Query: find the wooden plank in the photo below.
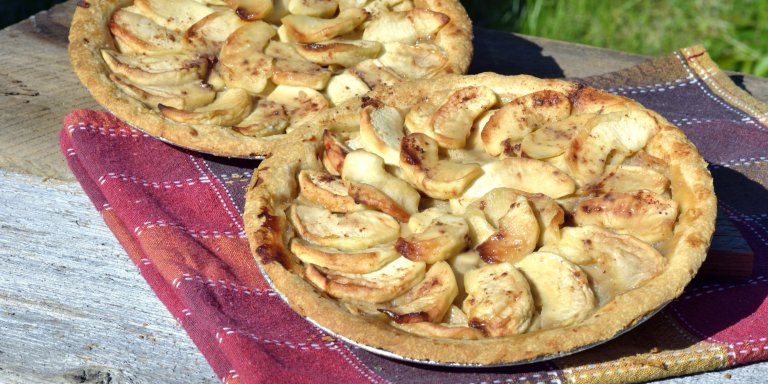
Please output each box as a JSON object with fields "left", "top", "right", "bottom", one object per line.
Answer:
{"left": 0, "top": 171, "right": 218, "bottom": 383}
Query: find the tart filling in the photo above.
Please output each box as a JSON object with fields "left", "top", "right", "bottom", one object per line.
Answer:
{"left": 69, "top": 0, "right": 472, "bottom": 156}
{"left": 244, "top": 74, "right": 716, "bottom": 364}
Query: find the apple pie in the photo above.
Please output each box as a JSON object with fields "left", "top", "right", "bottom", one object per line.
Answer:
{"left": 69, "top": 0, "right": 472, "bottom": 157}
{"left": 244, "top": 73, "right": 716, "bottom": 365}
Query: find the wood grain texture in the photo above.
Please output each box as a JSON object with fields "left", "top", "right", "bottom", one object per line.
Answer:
{"left": 0, "top": 171, "right": 217, "bottom": 383}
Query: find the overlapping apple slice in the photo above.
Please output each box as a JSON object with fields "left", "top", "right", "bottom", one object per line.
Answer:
{"left": 451, "top": 157, "right": 575, "bottom": 212}
{"left": 290, "top": 203, "right": 401, "bottom": 251}
{"left": 515, "top": 252, "right": 595, "bottom": 330}
{"left": 287, "top": 0, "right": 338, "bottom": 17}
{"left": 291, "top": 239, "right": 400, "bottom": 274}
{"left": 582, "top": 164, "right": 670, "bottom": 195}
{"left": 109, "top": 7, "right": 186, "bottom": 53}
{"left": 110, "top": 74, "right": 216, "bottom": 110}
{"left": 405, "top": 86, "right": 498, "bottom": 149}
{"left": 573, "top": 190, "right": 678, "bottom": 244}
{"left": 281, "top": 7, "right": 368, "bottom": 43}
{"left": 305, "top": 256, "right": 426, "bottom": 302}
{"left": 342, "top": 149, "right": 421, "bottom": 215}
{"left": 219, "top": 21, "right": 276, "bottom": 94}
{"left": 297, "top": 169, "right": 364, "bottom": 212}
{"left": 322, "top": 130, "right": 353, "bottom": 175}
{"left": 266, "top": 85, "right": 330, "bottom": 121}
{"left": 158, "top": 87, "right": 252, "bottom": 125}
{"left": 520, "top": 114, "right": 597, "bottom": 159}
{"left": 232, "top": 99, "right": 290, "bottom": 137}
{"left": 392, "top": 305, "right": 484, "bottom": 339}
{"left": 101, "top": 50, "right": 208, "bottom": 86}
{"left": 395, "top": 208, "right": 469, "bottom": 264}
{"left": 463, "top": 262, "right": 535, "bottom": 337}
{"left": 565, "top": 109, "right": 660, "bottom": 184}
{"left": 348, "top": 60, "right": 403, "bottom": 89}
{"left": 399, "top": 133, "right": 483, "bottom": 199}
{"left": 541, "top": 225, "right": 665, "bottom": 304}
{"left": 271, "top": 59, "right": 333, "bottom": 90}
{"left": 295, "top": 40, "right": 383, "bottom": 67}
{"left": 378, "top": 261, "right": 458, "bottom": 323}
{"left": 362, "top": 8, "right": 450, "bottom": 44}
{"left": 134, "top": 0, "right": 215, "bottom": 32}
{"left": 377, "top": 42, "right": 449, "bottom": 79}
{"left": 468, "top": 189, "right": 539, "bottom": 264}
{"left": 481, "top": 90, "right": 572, "bottom": 156}
{"left": 326, "top": 72, "right": 372, "bottom": 106}
{"left": 184, "top": 11, "right": 248, "bottom": 54}
{"left": 359, "top": 104, "right": 405, "bottom": 165}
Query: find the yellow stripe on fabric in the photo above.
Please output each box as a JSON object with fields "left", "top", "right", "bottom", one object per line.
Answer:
{"left": 681, "top": 45, "right": 768, "bottom": 126}
{"left": 559, "top": 342, "right": 729, "bottom": 384}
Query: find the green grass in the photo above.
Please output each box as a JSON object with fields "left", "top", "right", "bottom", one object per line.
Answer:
{"left": 461, "top": 0, "right": 768, "bottom": 77}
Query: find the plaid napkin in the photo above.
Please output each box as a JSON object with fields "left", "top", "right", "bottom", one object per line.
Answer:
{"left": 60, "top": 45, "right": 768, "bottom": 384}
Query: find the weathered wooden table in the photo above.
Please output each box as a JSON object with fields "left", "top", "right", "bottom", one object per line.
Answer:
{"left": 0, "top": 1, "right": 766, "bottom": 382}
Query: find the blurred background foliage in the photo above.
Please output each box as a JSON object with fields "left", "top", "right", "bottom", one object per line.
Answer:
{"left": 2, "top": 0, "right": 766, "bottom": 76}
{"left": 461, "top": 0, "right": 768, "bottom": 77}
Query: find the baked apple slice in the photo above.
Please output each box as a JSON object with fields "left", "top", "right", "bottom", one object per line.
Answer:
{"left": 305, "top": 256, "right": 426, "bottom": 302}
{"left": 289, "top": 204, "right": 401, "bottom": 251}
{"left": 463, "top": 263, "right": 534, "bottom": 337}
{"left": 291, "top": 238, "right": 400, "bottom": 274}
{"left": 515, "top": 252, "right": 595, "bottom": 330}
{"left": 379, "top": 261, "right": 458, "bottom": 323}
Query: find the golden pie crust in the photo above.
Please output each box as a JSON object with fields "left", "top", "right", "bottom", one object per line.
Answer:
{"left": 243, "top": 73, "right": 716, "bottom": 365}
{"left": 68, "top": 0, "right": 473, "bottom": 157}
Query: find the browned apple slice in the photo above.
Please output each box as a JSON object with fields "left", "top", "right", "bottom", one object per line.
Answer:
{"left": 110, "top": 74, "right": 216, "bottom": 111}
{"left": 109, "top": 8, "right": 185, "bottom": 53}
{"left": 573, "top": 190, "right": 678, "bottom": 244}
{"left": 232, "top": 99, "right": 289, "bottom": 137}
{"left": 395, "top": 209, "right": 469, "bottom": 264}
{"left": 288, "top": 0, "right": 338, "bottom": 17}
{"left": 399, "top": 133, "right": 483, "bottom": 199}
{"left": 158, "top": 87, "right": 252, "bottom": 125}
{"left": 219, "top": 22, "right": 277, "bottom": 94}
{"left": 134, "top": 0, "right": 215, "bottom": 32}
{"left": 291, "top": 238, "right": 399, "bottom": 274}
{"left": 520, "top": 113, "right": 597, "bottom": 159}
{"left": 271, "top": 59, "right": 332, "bottom": 90}
{"left": 295, "top": 40, "right": 383, "bottom": 67}
{"left": 101, "top": 50, "right": 207, "bottom": 86}
{"left": 326, "top": 72, "right": 372, "bottom": 106}
{"left": 428, "top": 86, "right": 498, "bottom": 149}
{"left": 342, "top": 150, "right": 420, "bottom": 214}
{"left": 322, "top": 130, "right": 351, "bottom": 175}
{"left": 565, "top": 109, "right": 660, "bottom": 184}
{"left": 475, "top": 193, "right": 539, "bottom": 264}
{"left": 359, "top": 104, "right": 404, "bottom": 165}
{"left": 267, "top": 85, "right": 330, "bottom": 121}
{"left": 393, "top": 305, "right": 484, "bottom": 339}
{"left": 378, "top": 42, "right": 449, "bottom": 79}
{"left": 362, "top": 9, "right": 450, "bottom": 44}
{"left": 451, "top": 157, "right": 575, "bottom": 212}
{"left": 463, "top": 263, "right": 534, "bottom": 337}
{"left": 379, "top": 261, "right": 458, "bottom": 323}
{"left": 228, "top": 0, "right": 274, "bottom": 21}
{"left": 582, "top": 164, "right": 670, "bottom": 195}
{"left": 346, "top": 181, "right": 411, "bottom": 222}
{"left": 481, "top": 90, "right": 572, "bottom": 157}
{"left": 183, "top": 11, "right": 248, "bottom": 54}
{"left": 282, "top": 8, "right": 368, "bottom": 43}
{"left": 305, "top": 256, "right": 425, "bottom": 302}
{"left": 297, "top": 170, "right": 363, "bottom": 212}
{"left": 540, "top": 225, "right": 665, "bottom": 305}
{"left": 515, "top": 252, "right": 595, "bottom": 330}
{"left": 289, "top": 204, "right": 400, "bottom": 251}
{"left": 348, "top": 59, "right": 403, "bottom": 89}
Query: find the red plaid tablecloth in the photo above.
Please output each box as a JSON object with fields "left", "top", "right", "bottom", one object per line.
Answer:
{"left": 61, "top": 46, "right": 768, "bottom": 383}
